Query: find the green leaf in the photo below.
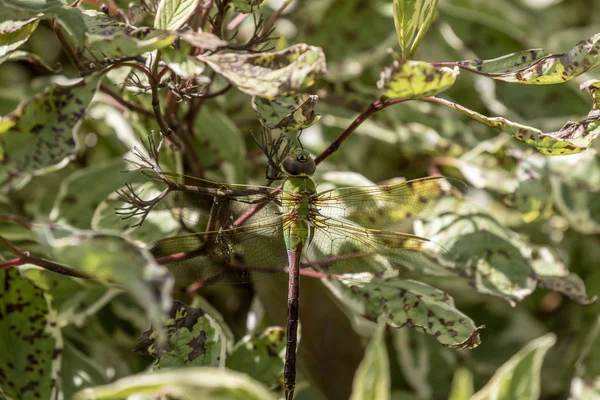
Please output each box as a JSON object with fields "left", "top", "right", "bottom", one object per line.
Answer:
{"left": 378, "top": 60, "right": 458, "bottom": 99}
{"left": 442, "top": 100, "right": 600, "bottom": 155}
{"left": 231, "top": 0, "right": 267, "bottom": 13}
{"left": 226, "top": 327, "right": 285, "bottom": 387}
{"left": 448, "top": 367, "right": 474, "bottom": 400}
{"left": 470, "top": 334, "right": 556, "bottom": 400}
{"left": 349, "top": 320, "right": 390, "bottom": 400}
{"left": 549, "top": 150, "right": 600, "bottom": 234}
{"left": 32, "top": 224, "right": 173, "bottom": 341}
{"left": 252, "top": 94, "right": 321, "bottom": 132}
{"left": 1, "top": 49, "right": 60, "bottom": 72}
{"left": 0, "top": 268, "right": 62, "bottom": 400}
{"left": 155, "top": 0, "right": 201, "bottom": 30}
{"left": 0, "top": 74, "right": 100, "bottom": 191}
{"left": 73, "top": 368, "right": 278, "bottom": 400}
{"left": 392, "top": 0, "right": 438, "bottom": 60}
{"left": 162, "top": 46, "right": 206, "bottom": 79}
{"left": 82, "top": 10, "right": 176, "bottom": 59}
{"left": 133, "top": 301, "right": 226, "bottom": 368}
{"left": 51, "top": 158, "right": 147, "bottom": 229}
{"left": 324, "top": 278, "right": 482, "bottom": 349}
{"left": 0, "top": 20, "right": 38, "bottom": 64}
{"left": 515, "top": 154, "right": 552, "bottom": 223}
{"left": 457, "top": 33, "right": 600, "bottom": 84}
{"left": 200, "top": 43, "right": 327, "bottom": 99}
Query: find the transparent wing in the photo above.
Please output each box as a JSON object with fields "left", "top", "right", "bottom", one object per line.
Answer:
{"left": 122, "top": 170, "right": 286, "bottom": 228}
{"left": 314, "top": 177, "right": 468, "bottom": 230}
{"left": 303, "top": 218, "right": 455, "bottom": 280}
{"left": 148, "top": 215, "right": 289, "bottom": 286}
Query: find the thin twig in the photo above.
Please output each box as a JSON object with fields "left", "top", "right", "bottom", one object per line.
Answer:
{"left": 100, "top": 84, "right": 154, "bottom": 117}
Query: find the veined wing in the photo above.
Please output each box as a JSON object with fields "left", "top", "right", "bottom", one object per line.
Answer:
{"left": 148, "top": 215, "right": 289, "bottom": 286}
{"left": 313, "top": 177, "right": 467, "bottom": 231}
{"left": 150, "top": 171, "right": 285, "bottom": 227}
{"left": 303, "top": 218, "right": 456, "bottom": 280}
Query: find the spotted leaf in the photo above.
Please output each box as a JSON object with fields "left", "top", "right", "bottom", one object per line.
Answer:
{"left": 0, "top": 268, "right": 62, "bottom": 400}
{"left": 134, "top": 301, "right": 226, "bottom": 368}
{"left": 458, "top": 33, "right": 600, "bottom": 84}
{"left": 226, "top": 327, "right": 285, "bottom": 387}
{"left": 0, "top": 74, "right": 100, "bottom": 191}
{"left": 252, "top": 94, "right": 321, "bottom": 132}
{"left": 200, "top": 44, "right": 327, "bottom": 99}
{"left": 378, "top": 60, "right": 459, "bottom": 99}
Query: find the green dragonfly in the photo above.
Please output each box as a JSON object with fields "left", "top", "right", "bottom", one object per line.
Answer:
{"left": 117, "top": 143, "right": 466, "bottom": 400}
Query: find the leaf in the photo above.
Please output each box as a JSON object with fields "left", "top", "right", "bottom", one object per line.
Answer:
{"left": 0, "top": 74, "right": 100, "bottom": 191}
{"left": 457, "top": 33, "right": 600, "bottom": 84}
{"left": 0, "top": 0, "right": 85, "bottom": 47}
{"left": 443, "top": 100, "right": 600, "bottom": 155}
{"left": 0, "top": 268, "right": 62, "bottom": 400}
{"left": 161, "top": 46, "right": 206, "bottom": 79}
{"left": 515, "top": 153, "right": 552, "bottom": 223}
{"left": 51, "top": 158, "right": 147, "bottom": 229}
{"left": 81, "top": 10, "right": 176, "bottom": 59}
{"left": 133, "top": 301, "right": 226, "bottom": 368}
{"left": 448, "top": 367, "right": 474, "bottom": 400}
{"left": 155, "top": 0, "right": 201, "bottom": 30}
{"left": 231, "top": 0, "right": 267, "bottom": 13}
{"left": 420, "top": 198, "right": 595, "bottom": 305}
{"left": 32, "top": 224, "right": 173, "bottom": 342}
{"left": 470, "top": 333, "right": 556, "bottom": 400}
{"left": 0, "top": 20, "right": 38, "bottom": 64}
{"left": 324, "top": 278, "right": 482, "bottom": 349}
{"left": 177, "top": 30, "right": 227, "bottom": 49}
{"left": 73, "top": 368, "right": 277, "bottom": 400}
{"left": 349, "top": 320, "right": 390, "bottom": 400}
{"left": 1, "top": 50, "right": 60, "bottom": 72}
{"left": 378, "top": 60, "right": 458, "bottom": 99}
{"left": 392, "top": 0, "right": 438, "bottom": 60}
{"left": 252, "top": 94, "right": 321, "bottom": 132}
{"left": 200, "top": 43, "right": 327, "bottom": 99}
{"left": 226, "top": 327, "right": 286, "bottom": 387}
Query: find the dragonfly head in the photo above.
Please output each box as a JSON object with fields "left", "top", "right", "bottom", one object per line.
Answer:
{"left": 281, "top": 149, "right": 316, "bottom": 177}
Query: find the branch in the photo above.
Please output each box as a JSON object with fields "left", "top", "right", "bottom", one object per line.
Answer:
{"left": 314, "top": 96, "right": 410, "bottom": 165}
{"left": 100, "top": 83, "right": 154, "bottom": 117}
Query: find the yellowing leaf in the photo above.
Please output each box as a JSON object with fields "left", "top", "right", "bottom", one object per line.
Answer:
{"left": 378, "top": 60, "right": 458, "bottom": 99}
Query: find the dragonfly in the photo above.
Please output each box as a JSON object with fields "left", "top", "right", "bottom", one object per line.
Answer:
{"left": 117, "top": 140, "right": 467, "bottom": 400}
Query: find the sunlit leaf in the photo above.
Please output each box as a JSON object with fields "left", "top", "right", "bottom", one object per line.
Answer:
{"left": 0, "top": 74, "right": 100, "bottom": 191}
{"left": 470, "top": 334, "right": 556, "bottom": 400}
{"left": 134, "top": 301, "right": 226, "bottom": 368}
{"left": 324, "top": 278, "right": 482, "bottom": 349}
{"left": 32, "top": 224, "right": 173, "bottom": 341}
{"left": 231, "top": 0, "right": 267, "bottom": 13}
{"left": 392, "top": 0, "right": 438, "bottom": 60}
{"left": 73, "top": 368, "right": 277, "bottom": 400}
{"left": 200, "top": 44, "right": 327, "bottom": 99}
{"left": 252, "top": 94, "right": 321, "bottom": 131}
{"left": 457, "top": 33, "right": 600, "bottom": 84}
{"left": 378, "top": 60, "right": 458, "bottom": 99}
{"left": 0, "top": 268, "right": 62, "bottom": 400}
{"left": 448, "top": 367, "right": 474, "bottom": 400}
{"left": 441, "top": 100, "right": 600, "bottom": 154}
{"left": 226, "top": 327, "right": 285, "bottom": 387}
{"left": 155, "top": 0, "right": 201, "bottom": 30}
{"left": 349, "top": 320, "right": 390, "bottom": 400}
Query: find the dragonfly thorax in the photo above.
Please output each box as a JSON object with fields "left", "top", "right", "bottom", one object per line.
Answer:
{"left": 281, "top": 149, "right": 316, "bottom": 177}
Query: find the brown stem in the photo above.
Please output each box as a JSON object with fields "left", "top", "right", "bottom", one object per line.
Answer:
{"left": 314, "top": 96, "right": 410, "bottom": 165}
{"left": 100, "top": 84, "right": 154, "bottom": 117}
{"left": 52, "top": 20, "right": 81, "bottom": 73}
{"left": 262, "top": 0, "right": 292, "bottom": 36}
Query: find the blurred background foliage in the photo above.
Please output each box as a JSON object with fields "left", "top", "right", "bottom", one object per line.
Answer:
{"left": 1, "top": 0, "right": 600, "bottom": 399}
